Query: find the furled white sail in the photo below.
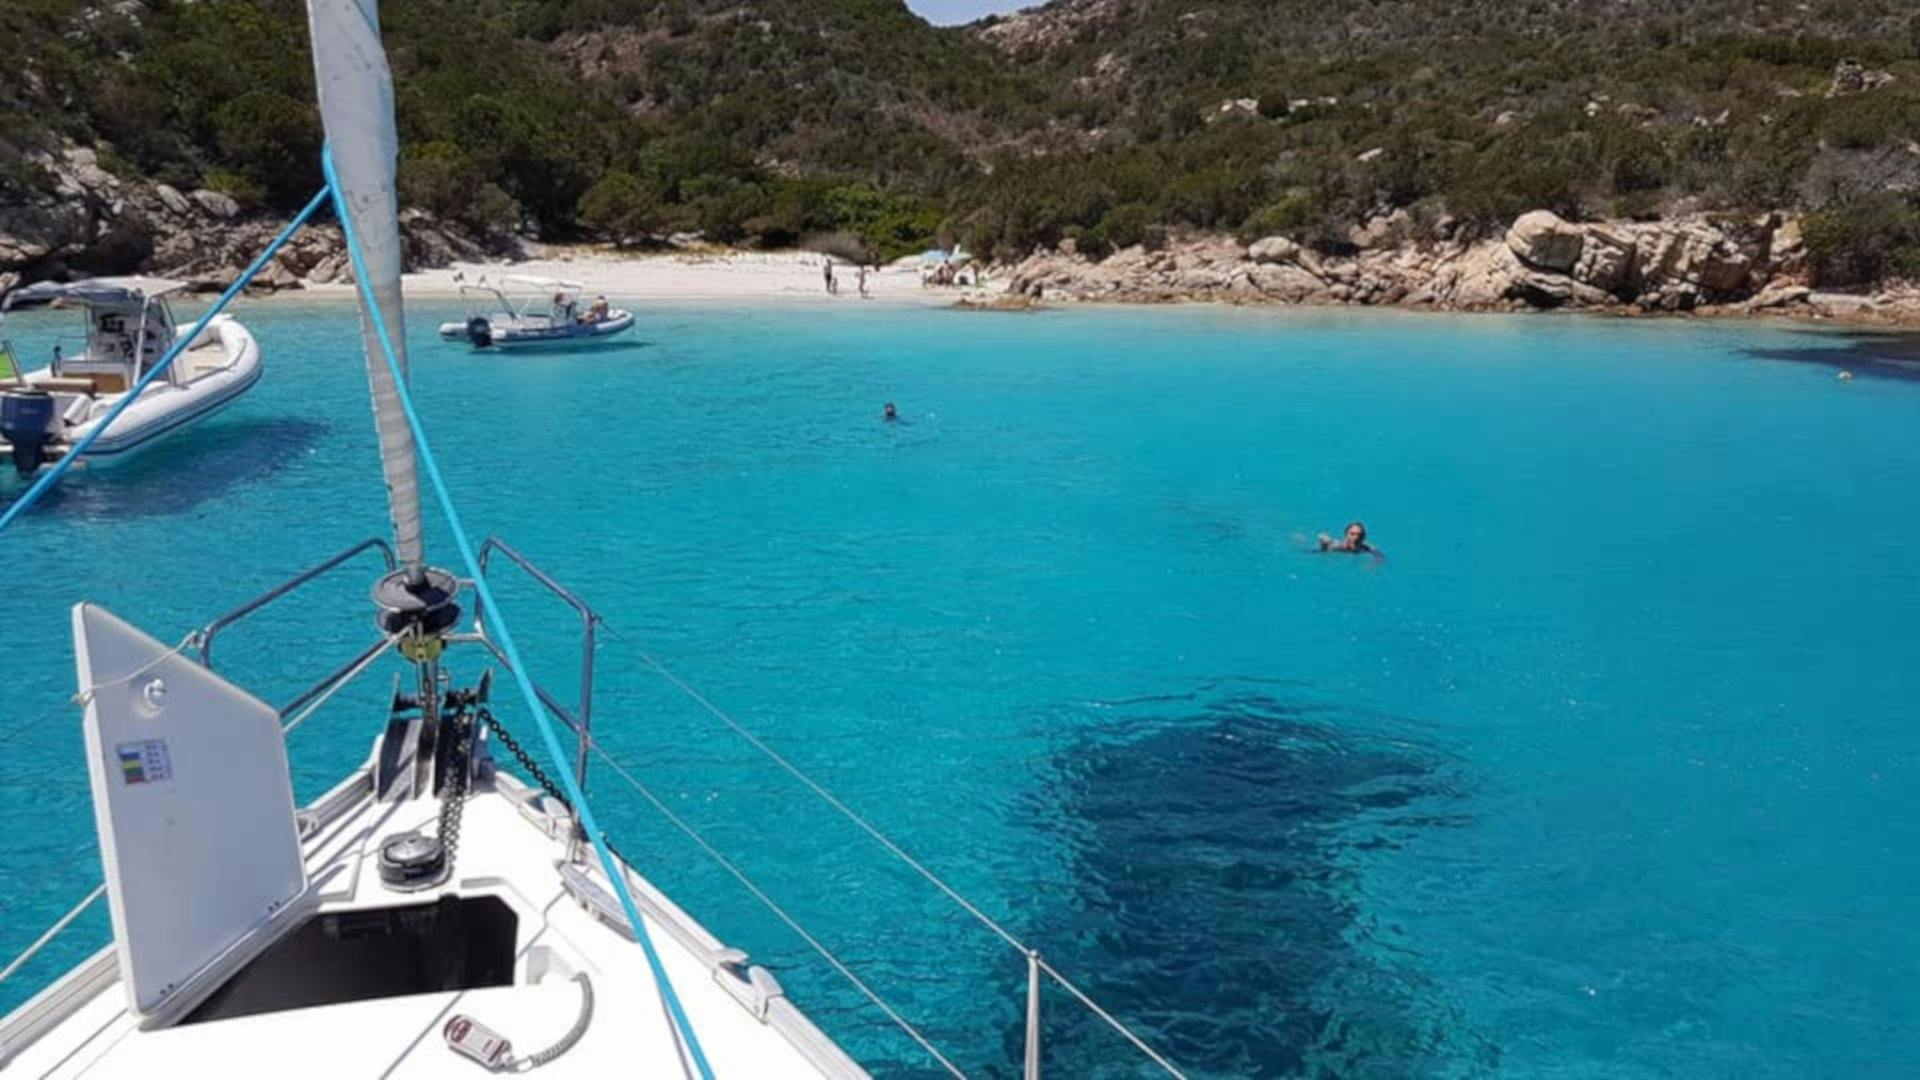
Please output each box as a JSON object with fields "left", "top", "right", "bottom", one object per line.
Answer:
{"left": 304, "top": 0, "right": 424, "bottom": 574}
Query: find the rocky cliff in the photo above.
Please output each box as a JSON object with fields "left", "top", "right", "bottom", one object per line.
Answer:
{"left": 996, "top": 208, "right": 1913, "bottom": 321}
{"left": 0, "top": 146, "right": 494, "bottom": 296}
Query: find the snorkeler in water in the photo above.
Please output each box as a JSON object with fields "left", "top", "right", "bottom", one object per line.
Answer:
{"left": 883, "top": 402, "right": 899, "bottom": 422}
{"left": 1318, "top": 521, "right": 1375, "bottom": 554}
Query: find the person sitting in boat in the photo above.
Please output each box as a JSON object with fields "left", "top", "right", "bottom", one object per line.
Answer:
{"left": 586, "top": 295, "right": 610, "bottom": 324}
{"left": 551, "top": 291, "right": 578, "bottom": 325}
{"left": 1318, "top": 521, "right": 1376, "bottom": 555}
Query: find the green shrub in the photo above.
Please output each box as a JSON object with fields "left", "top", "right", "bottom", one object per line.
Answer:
{"left": 202, "top": 167, "right": 267, "bottom": 208}
{"left": 212, "top": 90, "right": 319, "bottom": 204}
{"left": 1094, "top": 203, "right": 1157, "bottom": 253}
{"left": 400, "top": 142, "right": 489, "bottom": 224}
{"left": 577, "top": 170, "right": 663, "bottom": 247}
{"left": 1803, "top": 194, "right": 1920, "bottom": 287}
{"left": 1821, "top": 91, "right": 1920, "bottom": 151}
{"left": 1240, "top": 190, "right": 1320, "bottom": 240}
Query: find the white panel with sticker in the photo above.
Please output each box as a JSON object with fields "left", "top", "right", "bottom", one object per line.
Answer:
{"left": 74, "top": 603, "right": 307, "bottom": 1018}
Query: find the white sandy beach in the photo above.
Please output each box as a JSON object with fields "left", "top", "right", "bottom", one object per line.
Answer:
{"left": 301, "top": 246, "right": 989, "bottom": 306}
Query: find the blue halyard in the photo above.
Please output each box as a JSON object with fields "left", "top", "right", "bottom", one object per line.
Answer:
{"left": 319, "top": 148, "right": 717, "bottom": 1079}
{"left": 0, "top": 166, "right": 716, "bottom": 1075}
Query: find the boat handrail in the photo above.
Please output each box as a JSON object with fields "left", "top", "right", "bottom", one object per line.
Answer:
{"left": 8, "top": 536, "right": 1186, "bottom": 1077}
{"left": 472, "top": 536, "right": 598, "bottom": 791}
{"left": 462, "top": 540, "right": 1185, "bottom": 1077}
{"left": 193, "top": 536, "right": 397, "bottom": 666}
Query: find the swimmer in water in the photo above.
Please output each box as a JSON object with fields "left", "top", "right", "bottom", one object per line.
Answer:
{"left": 883, "top": 402, "right": 899, "bottom": 422}
{"left": 1318, "top": 521, "right": 1374, "bottom": 554}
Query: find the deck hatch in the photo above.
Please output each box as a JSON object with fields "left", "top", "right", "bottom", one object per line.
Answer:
{"left": 182, "top": 894, "right": 518, "bottom": 1023}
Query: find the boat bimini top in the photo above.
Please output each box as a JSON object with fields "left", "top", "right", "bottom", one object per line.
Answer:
{"left": 2, "top": 276, "right": 191, "bottom": 310}
{"left": 454, "top": 274, "right": 586, "bottom": 318}
{"left": 2, "top": 276, "right": 189, "bottom": 374}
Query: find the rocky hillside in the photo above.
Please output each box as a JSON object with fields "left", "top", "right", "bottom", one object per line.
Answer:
{"left": 4, "top": 0, "right": 1919, "bottom": 296}
{"left": 1000, "top": 208, "right": 1837, "bottom": 314}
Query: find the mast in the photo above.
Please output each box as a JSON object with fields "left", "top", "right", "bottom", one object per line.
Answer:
{"left": 305, "top": 1, "right": 459, "bottom": 844}
{"left": 304, "top": 0, "right": 425, "bottom": 580}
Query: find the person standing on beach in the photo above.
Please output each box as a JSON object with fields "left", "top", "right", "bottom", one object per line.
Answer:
{"left": 857, "top": 264, "right": 869, "bottom": 299}
{"left": 823, "top": 259, "right": 836, "bottom": 296}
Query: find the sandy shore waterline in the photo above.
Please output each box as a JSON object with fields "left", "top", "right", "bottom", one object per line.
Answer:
{"left": 254, "top": 246, "right": 1920, "bottom": 332}
{"left": 295, "top": 249, "right": 979, "bottom": 307}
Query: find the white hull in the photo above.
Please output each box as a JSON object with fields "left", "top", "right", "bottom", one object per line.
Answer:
{"left": 1, "top": 316, "right": 261, "bottom": 470}
{"left": 0, "top": 764, "right": 863, "bottom": 1077}
{"left": 438, "top": 310, "right": 635, "bottom": 350}
{"left": 70, "top": 317, "right": 262, "bottom": 458}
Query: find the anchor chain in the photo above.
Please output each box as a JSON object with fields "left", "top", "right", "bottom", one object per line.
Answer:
{"left": 481, "top": 708, "right": 573, "bottom": 813}
{"left": 434, "top": 704, "right": 477, "bottom": 870}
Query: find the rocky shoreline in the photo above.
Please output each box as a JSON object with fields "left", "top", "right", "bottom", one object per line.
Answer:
{"left": 997, "top": 210, "right": 1920, "bottom": 326}
{"left": 0, "top": 147, "right": 499, "bottom": 297}
{"left": 6, "top": 146, "right": 1918, "bottom": 327}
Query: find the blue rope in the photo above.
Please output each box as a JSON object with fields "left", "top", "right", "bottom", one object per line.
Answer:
{"left": 0, "top": 186, "right": 332, "bottom": 535}
{"left": 320, "top": 147, "right": 717, "bottom": 1079}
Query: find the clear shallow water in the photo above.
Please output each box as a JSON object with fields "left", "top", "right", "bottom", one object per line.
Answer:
{"left": 1, "top": 299, "right": 1916, "bottom": 1078}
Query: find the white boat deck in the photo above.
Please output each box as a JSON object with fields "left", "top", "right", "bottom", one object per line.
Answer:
{"left": 4, "top": 764, "right": 864, "bottom": 1078}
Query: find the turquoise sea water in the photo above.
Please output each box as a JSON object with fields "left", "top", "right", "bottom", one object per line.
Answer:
{"left": 1, "top": 299, "right": 1916, "bottom": 1077}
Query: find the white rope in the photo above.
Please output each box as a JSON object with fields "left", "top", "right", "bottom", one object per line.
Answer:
{"left": 71, "top": 633, "right": 196, "bottom": 709}
{"left": 599, "top": 624, "right": 1184, "bottom": 1078}
{"left": 587, "top": 741, "right": 968, "bottom": 1079}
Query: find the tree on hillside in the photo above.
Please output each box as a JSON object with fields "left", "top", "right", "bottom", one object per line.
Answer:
{"left": 212, "top": 89, "right": 320, "bottom": 205}
{"left": 400, "top": 141, "right": 521, "bottom": 233}
{"left": 578, "top": 171, "right": 663, "bottom": 248}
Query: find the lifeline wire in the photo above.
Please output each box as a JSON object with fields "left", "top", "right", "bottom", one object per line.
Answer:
{"left": 0, "top": 186, "right": 332, "bottom": 535}
{"left": 587, "top": 740, "right": 968, "bottom": 1078}
{"left": 601, "top": 622, "right": 1187, "bottom": 1078}
{"left": 320, "top": 145, "right": 714, "bottom": 1080}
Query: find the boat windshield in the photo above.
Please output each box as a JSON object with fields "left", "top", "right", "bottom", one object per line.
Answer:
{"left": 79, "top": 299, "right": 175, "bottom": 373}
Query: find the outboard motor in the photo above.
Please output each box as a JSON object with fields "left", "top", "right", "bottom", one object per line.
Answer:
{"left": 465, "top": 316, "right": 493, "bottom": 348}
{"left": 0, "top": 389, "right": 57, "bottom": 478}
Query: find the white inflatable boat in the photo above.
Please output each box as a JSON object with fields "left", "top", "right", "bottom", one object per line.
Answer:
{"left": 436, "top": 274, "right": 635, "bottom": 350}
{"left": 0, "top": 277, "right": 262, "bottom": 477}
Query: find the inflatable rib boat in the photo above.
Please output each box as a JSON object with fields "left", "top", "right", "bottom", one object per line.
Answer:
{"left": 0, "top": 277, "right": 262, "bottom": 478}
{"left": 436, "top": 274, "right": 635, "bottom": 350}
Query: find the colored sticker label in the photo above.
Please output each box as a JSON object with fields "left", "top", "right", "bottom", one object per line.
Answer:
{"left": 115, "top": 739, "right": 172, "bottom": 785}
